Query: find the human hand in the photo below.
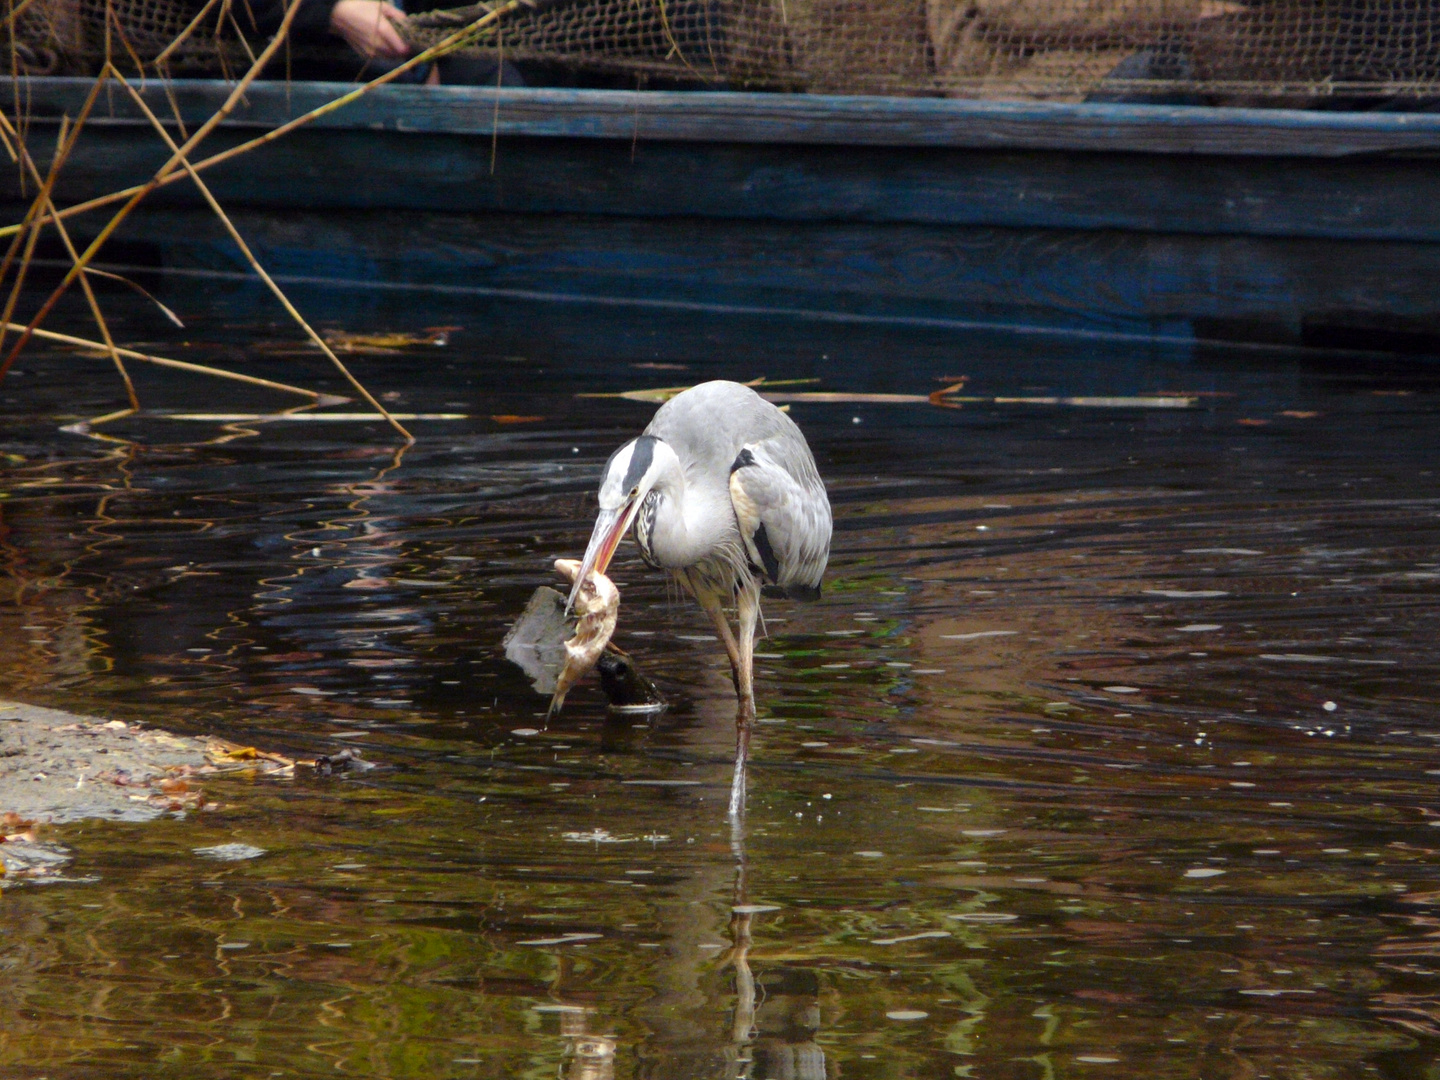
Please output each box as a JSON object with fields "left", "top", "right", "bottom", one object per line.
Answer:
{"left": 329, "top": 0, "right": 410, "bottom": 59}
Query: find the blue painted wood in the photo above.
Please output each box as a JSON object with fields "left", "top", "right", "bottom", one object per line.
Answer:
{"left": 13, "top": 117, "right": 1440, "bottom": 243}
{"left": 19, "top": 78, "right": 1440, "bottom": 156}
{"left": 48, "top": 204, "right": 1440, "bottom": 349}
{"left": 7, "top": 77, "right": 1440, "bottom": 346}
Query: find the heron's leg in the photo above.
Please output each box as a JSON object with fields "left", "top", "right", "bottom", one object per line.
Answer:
{"left": 727, "top": 585, "right": 760, "bottom": 819}
{"left": 696, "top": 589, "right": 744, "bottom": 694}
{"left": 734, "top": 584, "right": 759, "bottom": 722}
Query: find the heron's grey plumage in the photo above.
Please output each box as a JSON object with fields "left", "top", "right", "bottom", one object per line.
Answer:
{"left": 577, "top": 380, "right": 832, "bottom": 817}
{"left": 642, "top": 381, "right": 831, "bottom": 597}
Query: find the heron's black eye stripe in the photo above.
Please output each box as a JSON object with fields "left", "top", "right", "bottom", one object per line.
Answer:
{"left": 622, "top": 435, "right": 658, "bottom": 492}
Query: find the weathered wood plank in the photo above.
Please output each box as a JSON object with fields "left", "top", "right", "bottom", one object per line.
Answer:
{"left": 39, "top": 204, "right": 1440, "bottom": 345}
{"left": 13, "top": 122, "right": 1440, "bottom": 242}
{"left": 17, "top": 77, "right": 1440, "bottom": 158}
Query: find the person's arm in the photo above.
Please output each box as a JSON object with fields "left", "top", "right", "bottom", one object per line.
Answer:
{"left": 240, "top": 0, "right": 343, "bottom": 39}
{"left": 328, "top": 0, "right": 410, "bottom": 58}
{"left": 239, "top": 0, "right": 409, "bottom": 56}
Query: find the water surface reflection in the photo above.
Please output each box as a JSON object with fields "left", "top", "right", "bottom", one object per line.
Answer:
{"left": 2, "top": 291, "right": 1440, "bottom": 1077}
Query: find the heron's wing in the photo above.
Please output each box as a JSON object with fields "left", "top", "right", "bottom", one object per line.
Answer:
{"left": 728, "top": 438, "right": 832, "bottom": 600}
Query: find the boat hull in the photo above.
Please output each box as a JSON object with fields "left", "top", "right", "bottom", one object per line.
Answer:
{"left": 6, "top": 79, "right": 1440, "bottom": 350}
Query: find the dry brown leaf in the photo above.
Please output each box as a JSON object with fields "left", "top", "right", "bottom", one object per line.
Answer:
{"left": 321, "top": 327, "right": 456, "bottom": 353}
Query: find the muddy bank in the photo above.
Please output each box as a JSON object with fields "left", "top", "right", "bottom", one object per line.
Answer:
{"left": 0, "top": 700, "right": 316, "bottom": 884}
{"left": 0, "top": 700, "right": 218, "bottom": 825}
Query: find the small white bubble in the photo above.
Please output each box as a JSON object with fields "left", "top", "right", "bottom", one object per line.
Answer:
{"left": 1323, "top": 701, "right": 1337, "bottom": 712}
{"left": 852, "top": 417, "right": 862, "bottom": 425}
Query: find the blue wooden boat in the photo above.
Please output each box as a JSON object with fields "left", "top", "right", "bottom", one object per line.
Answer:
{"left": 7, "top": 76, "right": 1440, "bottom": 352}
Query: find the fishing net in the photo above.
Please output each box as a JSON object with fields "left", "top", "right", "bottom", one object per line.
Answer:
{"left": 8, "top": 0, "right": 1440, "bottom": 100}
{"left": 6, "top": 0, "right": 258, "bottom": 74}
{"left": 405, "top": 0, "right": 1440, "bottom": 100}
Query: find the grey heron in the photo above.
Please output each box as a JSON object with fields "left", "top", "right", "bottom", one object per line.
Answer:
{"left": 569, "top": 380, "right": 832, "bottom": 816}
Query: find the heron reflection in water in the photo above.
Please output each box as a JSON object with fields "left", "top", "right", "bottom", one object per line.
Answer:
{"left": 571, "top": 381, "right": 832, "bottom": 816}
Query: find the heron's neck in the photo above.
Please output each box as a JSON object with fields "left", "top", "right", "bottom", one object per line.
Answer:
{"left": 645, "top": 453, "right": 728, "bottom": 570}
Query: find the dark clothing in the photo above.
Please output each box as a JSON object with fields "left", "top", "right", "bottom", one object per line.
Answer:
{"left": 240, "top": 0, "right": 340, "bottom": 41}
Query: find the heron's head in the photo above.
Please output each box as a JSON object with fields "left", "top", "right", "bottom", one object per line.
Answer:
{"left": 568, "top": 435, "right": 674, "bottom": 611}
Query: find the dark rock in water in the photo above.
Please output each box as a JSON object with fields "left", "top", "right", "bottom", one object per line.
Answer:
{"left": 502, "top": 586, "right": 570, "bottom": 695}
{"left": 503, "top": 586, "right": 665, "bottom": 710}
{"left": 311, "top": 749, "right": 375, "bottom": 776}
{"left": 596, "top": 646, "right": 665, "bottom": 709}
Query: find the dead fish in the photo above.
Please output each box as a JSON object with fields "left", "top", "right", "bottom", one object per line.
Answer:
{"left": 548, "top": 559, "right": 619, "bottom": 718}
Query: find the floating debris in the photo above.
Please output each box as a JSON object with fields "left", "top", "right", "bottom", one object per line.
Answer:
{"left": 872, "top": 930, "right": 952, "bottom": 944}
{"left": 194, "top": 843, "right": 267, "bottom": 861}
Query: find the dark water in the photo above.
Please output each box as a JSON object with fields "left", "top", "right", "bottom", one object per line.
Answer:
{"left": 3, "top": 282, "right": 1440, "bottom": 1079}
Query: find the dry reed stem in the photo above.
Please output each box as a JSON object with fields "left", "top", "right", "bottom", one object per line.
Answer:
{"left": 151, "top": 0, "right": 224, "bottom": 67}
{"left": 111, "top": 69, "right": 413, "bottom": 442}
{"left": 0, "top": 82, "right": 124, "bottom": 384}
{"left": 0, "top": 98, "right": 145, "bottom": 407}
{"left": 1, "top": 110, "right": 143, "bottom": 409}
{"left": 2, "top": 321, "right": 326, "bottom": 398}
{"left": 1, "top": 0, "right": 43, "bottom": 35}
{"left": 0, "top": 77, "right": 106, "bottom": 377}
{"left": 0, "top": 0, "right": 531, "bottom": 242}
{"left": 0, "top": 0, "right": 306, "bottom": 374}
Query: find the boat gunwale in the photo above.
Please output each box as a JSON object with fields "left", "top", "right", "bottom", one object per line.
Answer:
{"left": 12, "top": 77, "right": 1440, "bottom": 158}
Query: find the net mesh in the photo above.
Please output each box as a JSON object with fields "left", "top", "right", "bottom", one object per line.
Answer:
{"left": 406, "top": 0, "right": 1440, "bottom": 100}
{"left": 7, "top": 0, "right": 1440, "bottom": 100}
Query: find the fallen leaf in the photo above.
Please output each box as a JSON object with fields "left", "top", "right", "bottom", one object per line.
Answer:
{"left": 209, "top": 745, "right": 259, "bottom": 762}
{"left": 490, "top": 415, "right": 545, "bottom": 424}
{"left": 1237, "top": 418, "right": 1270, "bottom": 426}
{"left": 1279, "top": 410, "right": 1320, "bottom": 418}
{"left": 321, "top": 328, "right": 454, "bottom": 353}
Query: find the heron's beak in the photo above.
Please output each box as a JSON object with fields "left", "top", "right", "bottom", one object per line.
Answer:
{"left": 567, "top": 496, "right": 641, "bottom": 613}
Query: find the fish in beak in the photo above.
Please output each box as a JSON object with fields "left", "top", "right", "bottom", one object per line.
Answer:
{"left": 567, "top": 495, "right": 642, "bottom": 613}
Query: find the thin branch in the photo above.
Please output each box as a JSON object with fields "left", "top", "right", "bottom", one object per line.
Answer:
{"left": 0, "top": 75, "right": 108, "bottom": 361}
{"left": 0, "top": 101, "right": 142, "bottom": 406}
{"left": 82, "top": 267, "right": 186, "bottom": 327}
{"left": 151, "top": 0, "right": 224, "bottom": 68}
{"left": 0, "top": 0, "right": 536, "bottom": 242}
{"left": 0, "top": 0, "right": 306, "bottom": 374}
{"left": 112, "top": 70, "right": 413, "bottom": 441}
{"left": 4, "top": 321, "right": 327, "bottom": 399}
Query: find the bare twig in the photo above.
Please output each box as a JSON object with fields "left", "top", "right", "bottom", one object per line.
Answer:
{"left": 111, "top": 69, "right": 413, "bottom": 441}
{"left": 3, "top": 321, "right": 328, "bottom": 398}
{"left": 82, "top": 267, "right": 185, "bottom": 327}
{"left": 151, "top": 0, "right": 224, "bottom": 68}
{"left": 0, "top": 75, "right": 108, "bottom": 375}
{"left": 0, "top": 0, "right": 306, "bottom": 374}
{"left": 0, "top": 0, "right": 535, "bottom": 242}
{"left": 0, "top": 100, "right": 145, "bottom": 407}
